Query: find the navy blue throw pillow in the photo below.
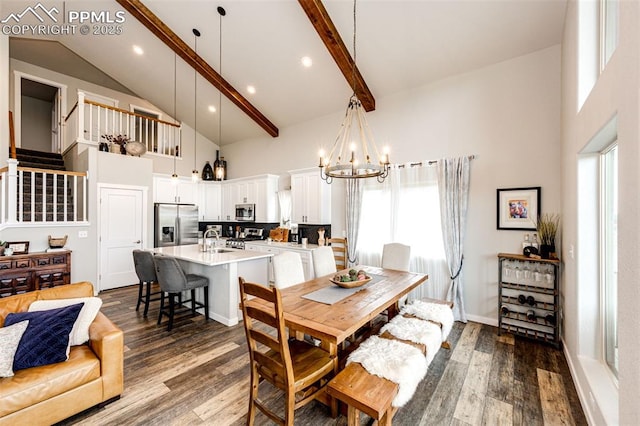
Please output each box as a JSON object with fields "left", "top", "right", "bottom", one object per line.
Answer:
{"left": 4, "top": 303, "right": 84, "bottom": 371}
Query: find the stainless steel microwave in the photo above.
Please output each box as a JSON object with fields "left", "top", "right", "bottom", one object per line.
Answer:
{"left": 235, "top": 203, "right": 255, "bottom": 222}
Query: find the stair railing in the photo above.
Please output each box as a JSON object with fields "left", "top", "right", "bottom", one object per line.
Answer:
{"left": 0, "top": 162, "right": 87, "bottom": 225}
{"left": 63, "top": 91, "right": 181, "bottom": 156}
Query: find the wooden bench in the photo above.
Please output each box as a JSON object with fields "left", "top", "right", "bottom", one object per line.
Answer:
{"left": 327, "top": 362, "right": 399, "bottom": 426}
{"left": 329, "top": 298, "right": 454, "bottom": 425}
{"left": 403, "top": 297, "right": 454, "bottom": 349}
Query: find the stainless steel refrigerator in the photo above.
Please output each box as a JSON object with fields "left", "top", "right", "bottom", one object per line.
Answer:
{"left": 154, "top": 203, "right": 199, "bottom": 247}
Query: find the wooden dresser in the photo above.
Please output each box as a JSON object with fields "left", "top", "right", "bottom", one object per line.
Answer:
{"left": 0, "top": 250, "right": 72, "bottom": 298}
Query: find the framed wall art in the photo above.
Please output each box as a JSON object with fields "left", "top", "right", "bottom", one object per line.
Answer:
{"left": 496, "top": 187, "right": 541, "bottom": 230}
{"left": 6, "top": 241, "right": 29, "bottom": 254}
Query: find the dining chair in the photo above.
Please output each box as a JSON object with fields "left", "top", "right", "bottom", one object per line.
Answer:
{"left": 312, "top": 246, "right": 338, "bottom": 278}
{"left": 239, "top": 277, "right": 336, "bottom": 425}
{"left": 153, "top": 255, "right": 210, "bottom": 331}
{"left": 272, "top": 251, "right": 305, "bottom": 289}
{"left": 381, "top": 243, "right": 411, "bottom": 271}
{"left": 382, "top": 242, "right": 412, "bottom": 308}
{"left": 132, "top": 249, "right": 163, "bottom": 317}
{"left": 327, "top": 237, "right": 348, "bottom": 269}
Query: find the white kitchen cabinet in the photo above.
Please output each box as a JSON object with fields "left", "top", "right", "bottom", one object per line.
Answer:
{"left": 199, "top": 182, "right": 222, "bottom": 221}
{"left": 221, "top": 182, "right": 235, "bottom": 221}
{"left": 290, "top": 169, "right": 331, "bottom": 224}
{"left": 254, "top": 176, "right": 279, "bottom": 222}
{"left": 153, "top": 175, "right": 198, "bottom": 204}
{"left": 220, "top": 175, "right": 280, "bottom": 223}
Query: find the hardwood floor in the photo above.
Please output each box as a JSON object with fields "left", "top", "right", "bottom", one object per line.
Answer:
{"left": 57, "top": 284, "right": 587, "bottom": 426}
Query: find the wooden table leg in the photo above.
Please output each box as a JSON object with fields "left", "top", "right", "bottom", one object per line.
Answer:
{"left": 347, "top": 405, "right": 360, "bottom": 426}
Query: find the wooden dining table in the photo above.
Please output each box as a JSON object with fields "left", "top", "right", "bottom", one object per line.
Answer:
{"left": 248, "top": 265, "right": 429, "bottom": 359}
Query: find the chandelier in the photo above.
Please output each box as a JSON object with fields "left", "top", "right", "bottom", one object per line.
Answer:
{"left": 319, "top": 0, "right": 390, "bottom": 184}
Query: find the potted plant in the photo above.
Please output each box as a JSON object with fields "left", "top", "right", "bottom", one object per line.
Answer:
{"left": 101, "top": 134, "right": 130, "bottom": 154}
{"left": 536, "top": 213, "right": 560, "bottom": 259}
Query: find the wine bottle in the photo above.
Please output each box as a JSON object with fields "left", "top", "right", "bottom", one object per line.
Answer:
{"left": 518, "top": 294, "right": 526, "bottom": 304}
{"left": 220, "top": 156, "right": 227, "bottom": 180}
{"left": 544, "top": 314, "right": 556, "bottom": 325}
{"left": 526, "top": 310, "right": 536, "bottom": 322}
{"left": 501, "top": 305, "right": 510, "bottom": 316}
{"left": 213, "top": 150, "right": 221, "bottom": 181}
{"left": 526, "top": 295, "right": 536, "bottom": 306}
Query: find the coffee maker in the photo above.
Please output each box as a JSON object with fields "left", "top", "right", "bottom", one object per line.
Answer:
{"left": 290, "top": 224, "right": 299, "bottom": 244}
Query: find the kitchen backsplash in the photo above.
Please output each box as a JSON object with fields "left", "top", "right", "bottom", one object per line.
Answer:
{"left": 198, "top": 222, "right": 332, "bottom": 244}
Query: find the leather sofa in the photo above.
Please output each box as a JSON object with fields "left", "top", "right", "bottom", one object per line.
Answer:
{"left": 0, "top": 282, "right": 124, "bottom": 425}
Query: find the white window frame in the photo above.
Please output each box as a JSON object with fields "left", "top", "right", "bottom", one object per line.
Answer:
{"left": 599, "top": 142, "right": 618, "bottom": 380}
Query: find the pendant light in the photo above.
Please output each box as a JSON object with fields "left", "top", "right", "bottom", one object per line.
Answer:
{"left": 319, "top": 0, "right": 390, "bottom": 184}
{"left": 192, "top": 28, "right": 201, "bottom": 182}
{"left": 171, "top": 52, "right": 179, "bottom": 183}
{"left": 214, "top": 6, "right": 226, "bottom": 181}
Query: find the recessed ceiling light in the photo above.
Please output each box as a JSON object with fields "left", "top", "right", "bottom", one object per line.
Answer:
{"left": 208, "top": 105, "right": 217, "bottom": 113}
{"left": 301, "top": 56, "right": 313, "bottom": 67}
{"left": 133, "top": 45, "right": 144, "bottom": 55}
{"left": 247, "top": 85, "right": 256, "bottom": 95}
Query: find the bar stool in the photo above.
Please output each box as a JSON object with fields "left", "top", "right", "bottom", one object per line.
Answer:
{"left": 132, "top": 250, "right": 163, "bottom": 317}
{"left": 153, "top": 255, "right": 210, "bottom": 331}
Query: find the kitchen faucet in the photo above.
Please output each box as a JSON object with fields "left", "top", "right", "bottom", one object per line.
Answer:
{"left": 203, "top": 228, "right": 220, "bottom": 252}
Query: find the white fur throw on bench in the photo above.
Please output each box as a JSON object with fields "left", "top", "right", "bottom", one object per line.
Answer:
{"left": 347, "top": 335, "right": 427, "bottom": 407}
{"left": 380, "top": 315, "right": 442, "bottom": 366}
{"left": 402, "top": 300, "right": 454, "bottom": 342}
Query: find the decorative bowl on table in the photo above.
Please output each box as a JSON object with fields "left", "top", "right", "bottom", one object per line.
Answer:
{"left": 330, "top": 269, "right": 371, "bottom": 288}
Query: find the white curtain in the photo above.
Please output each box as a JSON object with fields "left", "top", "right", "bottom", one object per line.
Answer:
{"left": 356, "top": 163, "right": 450, "bottom": 302}
{"left": 437, "top": 157, "right": 471, "bottom": 322}
{"left": 278, "top": 190, "right": 292, "bottom": 227}
{"left": 346, "top": 179, "right": 362, "bottom": 265}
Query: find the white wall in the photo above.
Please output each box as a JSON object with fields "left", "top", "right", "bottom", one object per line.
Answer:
{"left": 561, "top": 1, "right": 639, "bottom": 424}
{"left": 223, "top": 45, "right": 562, "bottom": 323}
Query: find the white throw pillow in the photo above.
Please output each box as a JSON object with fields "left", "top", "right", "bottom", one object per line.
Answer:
{"left": 0, "top": 320, "right": 30, "bottom": 377}
{"left": 29, "top": 297, "right": 102, "bottom": 346}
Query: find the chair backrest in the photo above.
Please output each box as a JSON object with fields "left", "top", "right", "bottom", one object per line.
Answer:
{"left": 327, "top": 237, "right": 348, "bottom": 269}
{"left": 313, "top": 246, "right": 337, "bottom": 278}
{"left": 133, "top": 250, "right": 157, "bottom": 283}
{"left": 381, "top": 243, "right": 411, "bottom": 271}
{"left": 272, "top": 251, "right": 305, "bottom": 289}
{"left": 239, "top": 277, "right": 293, "bottom": 387}
{"left": 153, "top": 255, "right": 187, "bottom": 293}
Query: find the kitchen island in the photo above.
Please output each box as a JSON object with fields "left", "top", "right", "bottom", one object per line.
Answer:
{"left": 153, "top": 244, "right": 272, "bottom": 326}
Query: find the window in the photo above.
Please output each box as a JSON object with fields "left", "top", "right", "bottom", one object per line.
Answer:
{"left": 601, "top": 143, "right": 617, "bottom": 378}
{"left": 600, "top": 0, "right": 618, "bottom": 71}
{"left": 356, "top": 165, "right": 448, "bottom": 299}
{"left": 131, "top": 106, "right": 160, "bottom": 154}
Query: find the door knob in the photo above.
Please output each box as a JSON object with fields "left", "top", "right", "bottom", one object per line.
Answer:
{"left": 134, "top": 240, "right": 141, "bottom": 244}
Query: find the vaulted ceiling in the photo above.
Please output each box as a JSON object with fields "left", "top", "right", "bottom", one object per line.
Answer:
{"left": 7, "top": 0, "right": 567, "bottom": 146}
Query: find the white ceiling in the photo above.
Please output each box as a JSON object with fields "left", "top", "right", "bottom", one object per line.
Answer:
{"left": 8, "top": 0, "right": 567, "bottom": 145}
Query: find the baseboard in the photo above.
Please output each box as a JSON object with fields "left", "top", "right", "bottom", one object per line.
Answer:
{"left": 562, "top": 340, "right": 597, "bottom": 426}
{"left": 465, "top": 313, "right": 498, "bottom": 327}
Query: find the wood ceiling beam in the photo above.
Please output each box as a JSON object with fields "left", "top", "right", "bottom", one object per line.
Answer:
{"left": 115, "top": 0, "right": 279, "bottom": 137}
{"left": 298, "top": 0, "right": 375, "bottom": 112}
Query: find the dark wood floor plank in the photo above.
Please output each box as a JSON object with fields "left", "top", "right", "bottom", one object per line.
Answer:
{"left": 486, "top": 341, "right": 515, "bottom": 404}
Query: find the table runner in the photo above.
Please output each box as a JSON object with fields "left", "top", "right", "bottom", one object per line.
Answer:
{"left": 301, "top": 274, "right": 384, "bottom": 305}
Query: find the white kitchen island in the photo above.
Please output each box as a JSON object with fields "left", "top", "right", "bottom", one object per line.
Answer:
{"left": 153, "top": 245, "right": 272, "bottom": 326}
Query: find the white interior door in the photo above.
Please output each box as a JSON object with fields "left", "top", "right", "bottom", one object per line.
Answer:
{"left": 100, "top": 187, "right": 144, "bottom": 290}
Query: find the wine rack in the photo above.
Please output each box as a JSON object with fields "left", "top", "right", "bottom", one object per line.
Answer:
{"left": 497, "top": 253, "right": 560, "bottom": 348}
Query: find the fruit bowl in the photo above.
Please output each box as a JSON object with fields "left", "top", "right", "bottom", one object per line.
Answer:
{"left": 330, "top": 275, "right": 371, "bottom": 289}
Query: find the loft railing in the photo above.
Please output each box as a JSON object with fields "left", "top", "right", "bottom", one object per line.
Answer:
{"left": 0, "top": 163, "right": 87, "bottom": 225}
{"left": 63, "top": 91, "right": 181, "bottom": 156}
